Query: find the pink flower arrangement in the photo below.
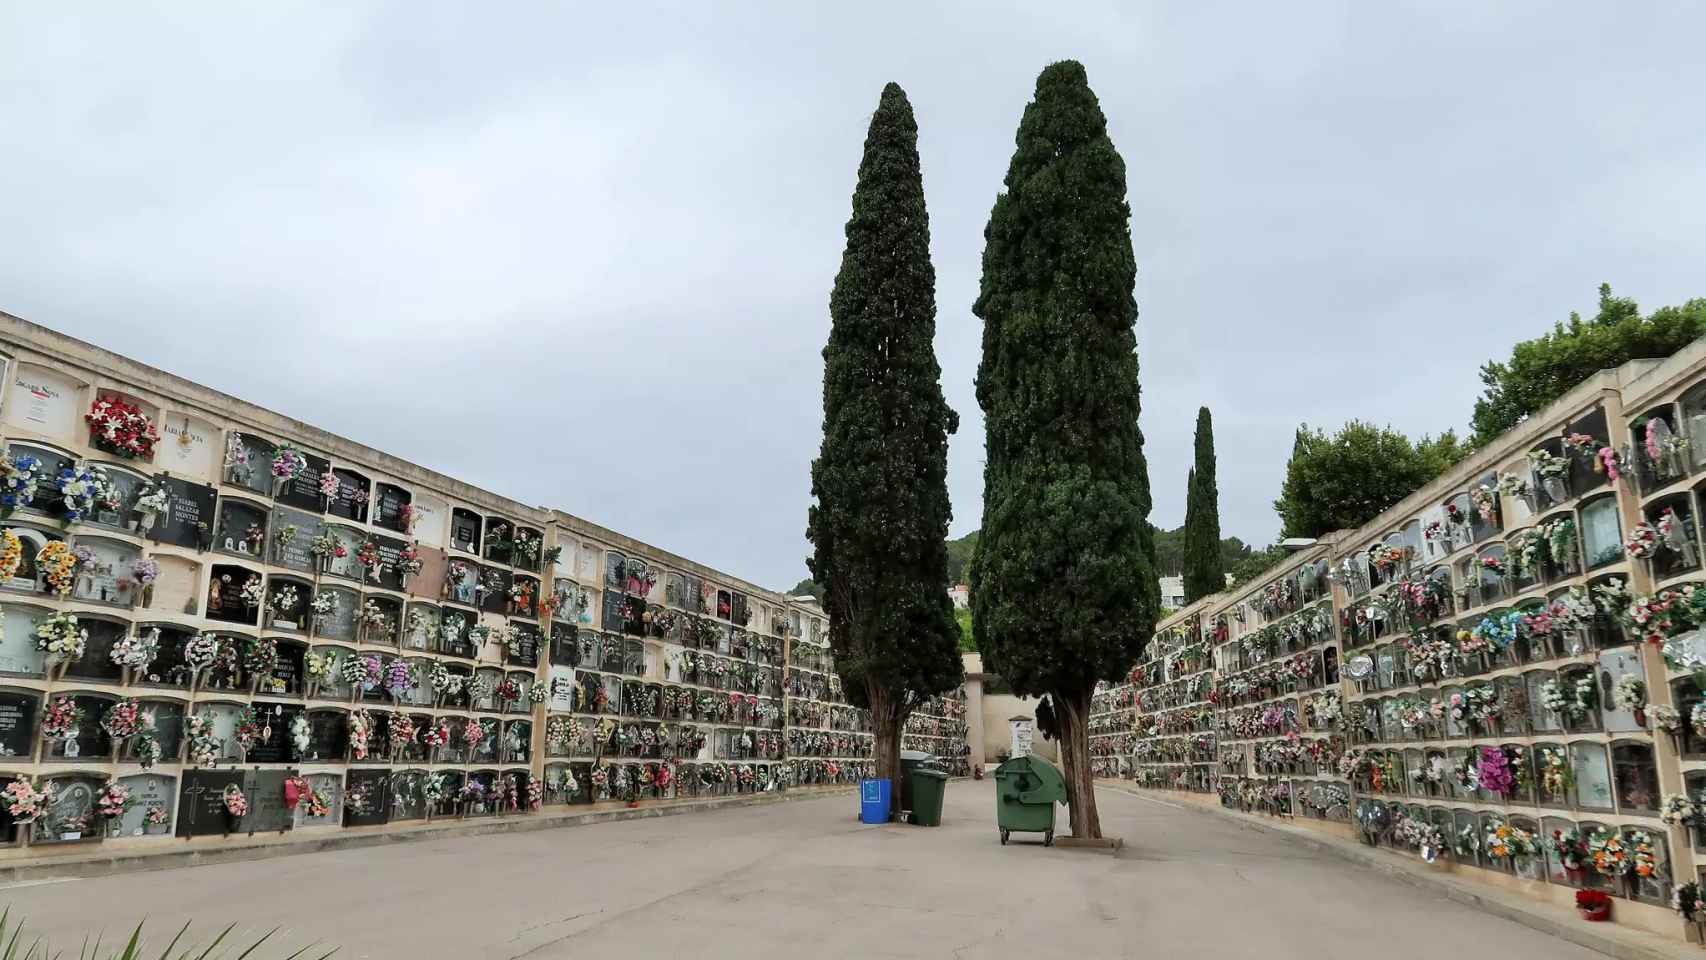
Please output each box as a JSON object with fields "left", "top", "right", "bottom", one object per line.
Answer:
{"left": 223, "top": 786, "right": 248, "bottom": 818}
{"left": 1477, "top": 746, "right": 1515, "bottom": 797}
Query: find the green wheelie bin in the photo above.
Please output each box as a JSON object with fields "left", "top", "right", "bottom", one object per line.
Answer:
{"left": 993, "top": 755, "right": 1066, "bottom": 846}
{"left": 909, "top": 767, "right": 949, "bottom": 826}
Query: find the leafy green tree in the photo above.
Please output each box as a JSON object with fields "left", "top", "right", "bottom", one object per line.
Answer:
{"left": 944, "top": 531, "right": 981, "bottom": 585}
{"left": 1274, "top": 421, "right": 1462, "bottom": 539}
{"left": 786, "top": 578, "right": 824, "bottom": 600}
{"left": 1183, "top": 407, "right": 1224, "bottom": 602}
{"left": 1228, "top": 543, "right": 1289, "bottom": 586}
{"left": 1472, "top": 284, "right": 1706, "bottom": 445}
{"left": 970, "top": 61, "right": 1159, "bottom": 839}
{"left": 807, "top": 83, "right": 964, "bottom": 811}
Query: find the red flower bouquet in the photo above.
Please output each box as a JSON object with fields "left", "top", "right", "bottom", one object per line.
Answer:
{"left": 1575, "top": 889, "right": 1611, "bottom": 922}
{"left": 85, "top": 396, "right": 160, "bottom": 459}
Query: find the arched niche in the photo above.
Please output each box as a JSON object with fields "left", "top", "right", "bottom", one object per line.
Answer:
{"left": 68, "top": 535, "right": 141, "bottom": 607}
{"left": 0, "top": 603, "right": 51, "bottom": 677}
{"left": 512, "top": 526, "right": 544, "bottom": 572}
{"left": 308, "top": 644, "right": 355, "bottom": 701}
{"left": 1, "top": 522, "right": 63, "bottom": 598}
{"left": 206, "top": 563, "right": 264, "bottom": 626}
{"left": 62, "top": 614, "right": 129, "bottom": 683}
{"left": 1570, "top": 741, "right": 1615, "bottom": 813}
{"left": 402, "top": 603, "right": 439, "bottom": 652}
{"left": 372, "top": 482, "right": 412, "bottom": 535}
{"left": 42, "top": 690, "right": 116, "bottom": 761}
{"left": 389, "top": 768, "right": 427, "bottom": 821}
{"left": 135, "top": 698, "right": 185, "bottom": 760}
{"left": 449, "top": 507, "right": 482, "bottom": 555}
{"left": 302, "top": 708, "right": 348, "bottom": 762}
{"left": 312, "top": 585, "right": 360, "bottom": 643}
{"left": 1632, "top": 404, "right": 1686, "bottom": 494}
{"left": 298, "top": 772, "right": 343, "bottom": 827}
{"left": 482, "top": 516, "right": 515, "bottom": 565}
{"left": 1644, "top": 494, "right": 1700, "bottom": 580}
{"left": 212, "top": 496, "right": 269, "bottom": 561}
{"left": 327, "top": 468, "right": 370, "bottom": 523}
{"left": 1611, "top": 740, "right": 1658, "bottom": 813}
{"left": 84, "top": 462, "right": 149, "bottom": 532}
{"left": 222, "top": 431, "right": 274, "bottom": 495}
{"left": 34, "top": 772, "right": 105, "bottom": 844}
{"left": 112, "top": 772, "right": 175, "bottom": 838}
{"left": 265, "top": 574, "right": 313, "bottom": 632}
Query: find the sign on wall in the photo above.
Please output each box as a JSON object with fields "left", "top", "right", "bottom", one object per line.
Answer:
{"left": 4, "top": 363, "right": 83, "bottom": 439}
{"left": 157, "top": 414, "right": 217, "bottom": 480}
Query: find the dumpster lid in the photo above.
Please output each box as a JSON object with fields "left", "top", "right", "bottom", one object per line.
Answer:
{"left": 994, "top": 755, "right": 1066, "bottom": 798}
{"left": 912, "top": 768, "right": 949, "bottom": 780}
{"left": 899, "top": 750, "right": 933, "bottom": 762}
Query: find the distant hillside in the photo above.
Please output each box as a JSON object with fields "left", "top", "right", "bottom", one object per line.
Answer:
{"left": 798, "top": 524, "right": 1261, "bottom": 598}
{"left": 945, "top": 531, "right": 980, "bottom": 585}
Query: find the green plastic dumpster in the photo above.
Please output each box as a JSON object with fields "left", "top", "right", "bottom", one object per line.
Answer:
{"left": 909, "top": 768, "right": 949, "bottom": 826}
{"left": 993, "top": 755, "right": 1065, "bottom": 846}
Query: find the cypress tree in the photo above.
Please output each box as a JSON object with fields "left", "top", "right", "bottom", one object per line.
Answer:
{"left": 1183, "top": 406, "right": 1225, "bottom": 602}
{"left": 807, "top": 83, "right": 963, "bottom": 814}
{"left": 969, "top": 61, "right": 1159, "bottom": 840}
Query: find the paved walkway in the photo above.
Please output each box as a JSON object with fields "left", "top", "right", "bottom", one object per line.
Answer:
{"left": 0, "top": 782, "right": 1603, "bottom": 959}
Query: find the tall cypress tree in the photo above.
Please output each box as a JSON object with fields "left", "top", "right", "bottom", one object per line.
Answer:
{"left": 807, "top": 83, "right": 963, "bottom": 814}
{"left": 1183, "top": 406, "right": 1225, "bottom": 602}
{"left": 969, "top": 61, "right": 1158, "bottom": 840}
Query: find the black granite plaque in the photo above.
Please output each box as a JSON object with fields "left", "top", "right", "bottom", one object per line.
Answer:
{"left": 175, "top": 769, "right": 245, "bottom": 837}
{"left": 304, "top": 710, "right": 346, "bottom": 763}
{"left": 508, "top": 622, "right": 540, "bottom": 667}
{"left": 450, "top": 508, "right": 481, "bottom": 554}
{"left": 373, "top": 533, "right": 408, "bottom": 591}
{"left": 374, "top": 483, "right": 411, "bottom": 533}
{"left": 0, "top": 692, "right": 37, "bottom": 759}
{"left": 244, "top": 702, "right": 303, "bottom": 764}
{"left": 277, "top": 452, "right": 329, "bottom": 513}
{"left": 550, "top": 621, "right": 577, "bottom": 667}
{"left": 328, "top": 469, "right": 369, "bottom": 523}
{"left": 152, "top": 476, "right": 217, "bottom": 550}
{"left": 343, "top": 768, "right": 391, "bottom": 826}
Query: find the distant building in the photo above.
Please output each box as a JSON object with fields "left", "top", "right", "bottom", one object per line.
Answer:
{"left": 1158, "top": 575, "right": 1186, "bottom": 610}
{"left": 948, "top": 583, "right": 970, "bottom": 609}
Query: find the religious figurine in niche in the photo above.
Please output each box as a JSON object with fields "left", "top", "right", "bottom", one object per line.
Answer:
{"left": 224, "top": 433, "right": 254, "bottom": 487}
{"left": 207, "top": 577, "right": 223, "bottom": 615}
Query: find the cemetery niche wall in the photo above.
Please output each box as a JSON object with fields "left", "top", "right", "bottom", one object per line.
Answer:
{"left": 0, "top": 317, "right": 905, "bottom": 864}
{"left": 1105, "top": 347, "right": 1706, "bottom": 942}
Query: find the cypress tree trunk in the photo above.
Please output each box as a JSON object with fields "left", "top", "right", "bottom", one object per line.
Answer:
{"left": 1052, "top": 685, "right": 1098, "bottom": 839}
{"left": 867, "top": 683, "right": 906, "bottom": 818}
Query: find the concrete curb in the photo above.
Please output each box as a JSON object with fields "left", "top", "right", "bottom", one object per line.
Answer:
{"left": 1100, "top": 783, "right": 1695, "bottom": 960}
{"left": 0, "top": 786, "right": 854, "bottom": 886}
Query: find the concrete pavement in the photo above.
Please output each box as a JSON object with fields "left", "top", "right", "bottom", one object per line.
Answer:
{"left": 0, "top": 781, "right": 1605, "bottom": 959}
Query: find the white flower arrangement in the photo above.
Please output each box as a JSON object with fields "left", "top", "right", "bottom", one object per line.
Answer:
{"left": 1613, "top": 674, "right": 1648, "bottom": 714}
{"left": 1660, "top": 793, "right": 1699, "bottom": 826}
{"left": 33, "top": 612, "right": 88, "bottom": 663}
{"left": 1650, "top": 704, "right": 1682, "bottom": 734}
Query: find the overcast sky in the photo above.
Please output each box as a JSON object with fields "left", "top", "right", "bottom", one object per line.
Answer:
{"left": 4, "top": 3, "right": 1704, "bottom": 591}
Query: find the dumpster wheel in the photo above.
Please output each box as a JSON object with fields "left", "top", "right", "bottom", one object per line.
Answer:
{"left": 1000, "top": 829, "right": 1009, "bottom": 845}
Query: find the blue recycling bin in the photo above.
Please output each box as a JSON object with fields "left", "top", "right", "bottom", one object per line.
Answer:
{"left": 860, "top": 778, "right": 892, "bottom": 824}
